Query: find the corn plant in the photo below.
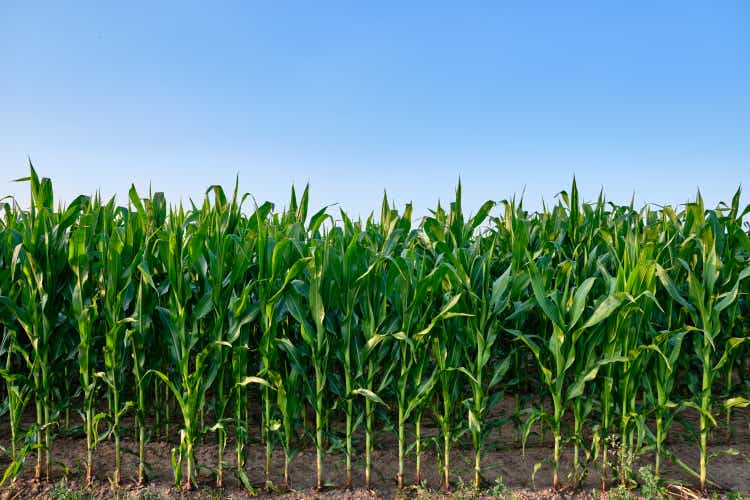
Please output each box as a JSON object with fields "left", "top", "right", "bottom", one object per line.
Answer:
{"left": 0, "top": 198, "right": 30, "bottom": 482}
{"left": 358, "top": 233, "right": 398, "bottom": 488}
{"left": 492, "top": 197, "right": 534, "bottom": 443}
{"left": 712, "top": 189, "right": 750, "bottom": 440}
{"left": 228, "top": 280, "right": 261, "bottom": 491}
{"left": 150, "top": 206, "right": 219, "bottom": 490}
{"left": 429, "top": 195, "right": 505, "bottom": 490}
{"left": 0, "top": 333, "right": 32, "bottom": 487}
{"left": 420, "top": 182, "right": 486, "bottom": 491}
{"left": 0, "top": 166, "right": 84, "bottom": 481}
{"left": 98, "top": 199, "right": 143, "bottom": 485}
{"left": 195, "top": 182, "right": 253, "bottom": 488}
{"left": 596, "top": 227, "right": 663, "bottom": 487}
{"left": 254, "top": 189, "right": 311, "bottom": 488}
{"left": 274, "top": 319, "right": 304, "bottom": 489}
{"left": 122, "top": 185, "right": 166, "bottom": 484}
{"left": 516, "top": 254, "right": 623, "bottom": 490}
{"left": 68, "top": 206, "right": 102, "bottom": 484}
{"left": 643, "top": 326, "right": 687, "bottom": 480}
{"left": 231, "top": 200, "right": 270, "bottom": 489}
{"left": 287, "top": 238, "right": 330, "bottom": 490}
{"left": 327, "top": 214, "right": 374, "bottom": 487}
{"left": 383, "top": 246, "right": 448, "bottom": 489}
{"left": 454, "top": 245, "right": 518, "bottom": 489}
{"left": 656, "top": 211, "right": 750, "bottom": 491}
{"left": 1, "top": 165, "right": 748, "bottom": 495}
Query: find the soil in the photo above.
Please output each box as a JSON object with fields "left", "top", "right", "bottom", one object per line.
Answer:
{"left": 1, "top": 397, "right": 748, "bottom": 499}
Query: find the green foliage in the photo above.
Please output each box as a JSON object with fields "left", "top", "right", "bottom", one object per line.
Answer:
{"left": 0, "top": 164, "right": 748, "bottom": 494}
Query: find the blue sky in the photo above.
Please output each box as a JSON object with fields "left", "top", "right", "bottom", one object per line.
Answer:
{"left": 1, "top": 2, "right": 748, "bottom": 218}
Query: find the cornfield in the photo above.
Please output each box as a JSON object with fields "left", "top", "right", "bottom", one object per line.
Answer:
{"left": 1, "top": 164, "right": 749, "bottom": 494}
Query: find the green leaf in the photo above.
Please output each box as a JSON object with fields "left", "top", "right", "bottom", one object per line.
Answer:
{"left": 569, "top": 277, "right": 596, "bottom": 328}
{"left": 269, "top": 257, "right": 311, "bottom": 304}
{"left": 581, "top": 294, "right": 622, "bottom": 330}
{"left": 528, "top": 257, "right": 563, "bottom": 330}
{"left": 565, "top": 357, "right": 626, "bottom": 401}
{"left": 490, "top": 266, "right": 512, "bottom": 314}
{"left": 656, "top": 264, "right": 695, "bottom": 313}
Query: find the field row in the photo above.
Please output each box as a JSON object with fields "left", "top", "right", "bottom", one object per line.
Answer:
{"left": 1, "top": 166, "right": 749, "bottom": 495}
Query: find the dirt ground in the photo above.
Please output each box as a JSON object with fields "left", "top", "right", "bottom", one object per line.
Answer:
{"left": 1, "top": 397, "right": 749, "bottom": 499}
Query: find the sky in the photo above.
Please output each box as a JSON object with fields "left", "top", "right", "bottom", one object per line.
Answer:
{"left": 1, "top": 2, "right": 749, "bottom": 218}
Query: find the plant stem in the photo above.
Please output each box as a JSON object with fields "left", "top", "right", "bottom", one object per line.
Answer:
{"left": 442, "top": 384, "right": 451, "bottom": 491}
{"left": 655, "top": 414, "right": 662, "bottom": 480}
{"left": 415, "top": 415, "right": 422, "bottom": 484}
{"left": 397, "top": 403, "right": 404, "bottom": 489}
{"left": 284, "top": 453, "right": 289, "bottom": 489}
{"left": 138, "top": 417, "right": 145, "bottom": 485}
{"left": 44, "top": 395, "right": 50, "bottom": 481}
{"left": 601, "top": 438, "right": 608, "bottom": 490}
{"left": 346, "top": 398, "right": 352, "bottom": 487}
{"left": 699, "top": 346, "right": 711, "bottom": 492}
{"left": 365, "top": 395, "right": 372, "bottom": 488}
{"left": 315, "top": 363, "right": 324, "bottom": 490}
{"left": 474, "top": 447, "right": 481, "bottom": 491}
{"left": 35, "top": 394, "right": 42, "bottom": 480}
{"left": 264, "top": 385, "right": 272, "bottom": 488}
{"left": 185, "top": 439, "right": 194, "bottom": 490}
{"left": 553, "top": 432, "right": 560, "bottom": 491}
{"left": 86, "top": 404, "right": 94, "bottom": 483}
{"left": 217, "top": 428, "right": 224, "bottom": 487}
{"left": 443, "top": 428, "right": 450, "bottom": 491}
{"left": 113, "top": 390, "right": 121, "bottom": 485}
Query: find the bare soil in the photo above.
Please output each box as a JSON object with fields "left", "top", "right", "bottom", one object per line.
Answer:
{"left": 1, "top": 397, "right": 748, "bottom": 499}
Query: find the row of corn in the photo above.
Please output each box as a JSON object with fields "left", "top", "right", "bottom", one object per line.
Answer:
{"left": 0, "top": 165, "right": 748, "bottom": 493}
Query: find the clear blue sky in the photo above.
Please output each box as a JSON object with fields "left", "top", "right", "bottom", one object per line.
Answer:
{"left": 2, "top": 2, "right": 748, "bottom": 217}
